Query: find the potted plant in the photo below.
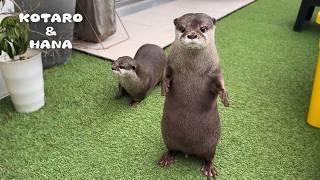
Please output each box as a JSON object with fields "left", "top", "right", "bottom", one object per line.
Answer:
{"left": 0, "top": 0, "right": 11, "bottom": 100}
{"left": 0, "top": 15, "right": 45, "bottom": 113}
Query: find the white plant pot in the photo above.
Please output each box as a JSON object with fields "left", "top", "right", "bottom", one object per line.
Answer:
{"left": 0, "top": 69, "right": 9, "bottom": 99}
{"left": 0, "top": 49, "right": 45, "bottom": 113}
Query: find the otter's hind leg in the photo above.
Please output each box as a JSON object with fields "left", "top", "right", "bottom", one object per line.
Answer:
{"left": 158, "top": 150, "right": 176, "bottom": 167}
{"left": 201, "top": 147, "right": 218, "bottom": 177}
{"left": 201, "top": 160, "right": 218, "bottom": 177}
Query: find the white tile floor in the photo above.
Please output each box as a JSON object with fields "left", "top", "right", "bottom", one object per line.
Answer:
{"left": 73, "top": 0, "right": 255, "bottom": 60}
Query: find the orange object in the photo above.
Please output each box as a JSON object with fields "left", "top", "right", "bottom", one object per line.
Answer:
{"left": 317, "top": 11, "right": 320, "bottom": 24}
{"left": 307, "top": 40, "right": 320, "bottom": 128}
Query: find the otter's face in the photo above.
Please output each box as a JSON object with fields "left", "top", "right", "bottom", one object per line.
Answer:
{"left": 174, "top": 13, "right": 216, "bottom": 49}
{"left": 112, "top": 56, "right": 137, "bottom": 78}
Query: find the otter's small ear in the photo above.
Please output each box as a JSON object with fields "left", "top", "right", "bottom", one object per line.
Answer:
{"left": 212, "top": 17, "right": 217, "bottom": 25}
{"left": 174, "top": 18, "right": 178, "bottom": 26}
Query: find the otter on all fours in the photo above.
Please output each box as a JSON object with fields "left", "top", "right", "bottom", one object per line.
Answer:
{"left": 159, "top": 13, "right": 229, "bottom": 177}
{"left": 112, "top": 44, "right": 167, "bottom": 106}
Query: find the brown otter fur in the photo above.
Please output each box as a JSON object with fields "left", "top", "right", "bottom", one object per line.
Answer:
{"left": 158, "top": 13, "right": 229, "bottom": 177}
{"left": 112, "top": 44, "right": 167, "bottom": 106}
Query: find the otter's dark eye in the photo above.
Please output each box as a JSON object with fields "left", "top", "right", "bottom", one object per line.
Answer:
{"left": 178, "top": 26, "right": 186, "bottom": 33}
{"left": 200, "top": 26, "right": 208, "bottom": 33}
{"left": 119, "top": 65, "right": 125, "bottom": 69}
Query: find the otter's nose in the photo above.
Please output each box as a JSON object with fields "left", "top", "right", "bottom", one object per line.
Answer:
{"left": 187, "top": 33, "right": 198, "bottom": 39}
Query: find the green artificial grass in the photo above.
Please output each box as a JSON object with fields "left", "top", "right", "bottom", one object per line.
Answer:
{"left": 1, "top": 0, "right": 320, "bottom": 179}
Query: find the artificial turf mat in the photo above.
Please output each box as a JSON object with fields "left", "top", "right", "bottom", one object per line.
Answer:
{"left": 1, "top": 0, "right": 320, "bottom": 179}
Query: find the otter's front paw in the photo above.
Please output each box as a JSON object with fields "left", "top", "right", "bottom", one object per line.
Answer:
{"left": 161, "top": 81, "right": 170, "bottom": 96}
{"left": 158, "top": 151, "right": 176, "bottom": 167}
{"left": 114, "top": 94, "right": 122, "bottom": 99}
{"left": 219, "top": 91, "right": 229, "bottom": 107}
{"left": 129, "top": 100, "right": 139, "bottom": 107}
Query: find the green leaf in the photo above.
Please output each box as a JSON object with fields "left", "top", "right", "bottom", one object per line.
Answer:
{"left": 6, "top": 39, "right": 16, "bottom": 59}
{"left": 0, "top": 32, "right": 6, "bottom": 42}
{"left": 0, "top": 15, "right": 29, "bottom": 59}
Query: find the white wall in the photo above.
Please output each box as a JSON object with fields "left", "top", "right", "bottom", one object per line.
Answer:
{"left": 0, "top": 0, "right": 14, "bottom": 13}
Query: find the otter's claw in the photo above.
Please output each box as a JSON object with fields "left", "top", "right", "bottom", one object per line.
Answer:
{"left": 161, "top": 80, "right": 170, "bottom": 96}
{"left": 201, "top": 161, "right": 218, "bottom": 177}
{"left": 158, "top": 151, "right": 176, "bottom": 167}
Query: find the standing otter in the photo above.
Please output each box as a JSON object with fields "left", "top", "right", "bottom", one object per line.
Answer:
{"left": 112, "top": 44, "right": 167, "bottom": 106}
{"left": 159, "top": 13, "right": 229, "bottom": 177}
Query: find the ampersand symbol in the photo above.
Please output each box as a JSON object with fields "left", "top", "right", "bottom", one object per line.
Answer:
{"left": 46, "top": 27, "right": 56, "bottom": 36}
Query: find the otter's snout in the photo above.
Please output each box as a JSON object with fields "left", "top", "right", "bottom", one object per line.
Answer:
{"left": 187, "top": 32, "right": 198, "bottom": 39}
{"left": 111, "top": 65, "right": 119, "bottom": 71}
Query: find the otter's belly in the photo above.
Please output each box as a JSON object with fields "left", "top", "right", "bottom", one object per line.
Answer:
{"left": 161, "top": 74, "right": 220, "bottom": 158}
{"left": 166, "top": 73, "right": 216, "bottom": 112}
